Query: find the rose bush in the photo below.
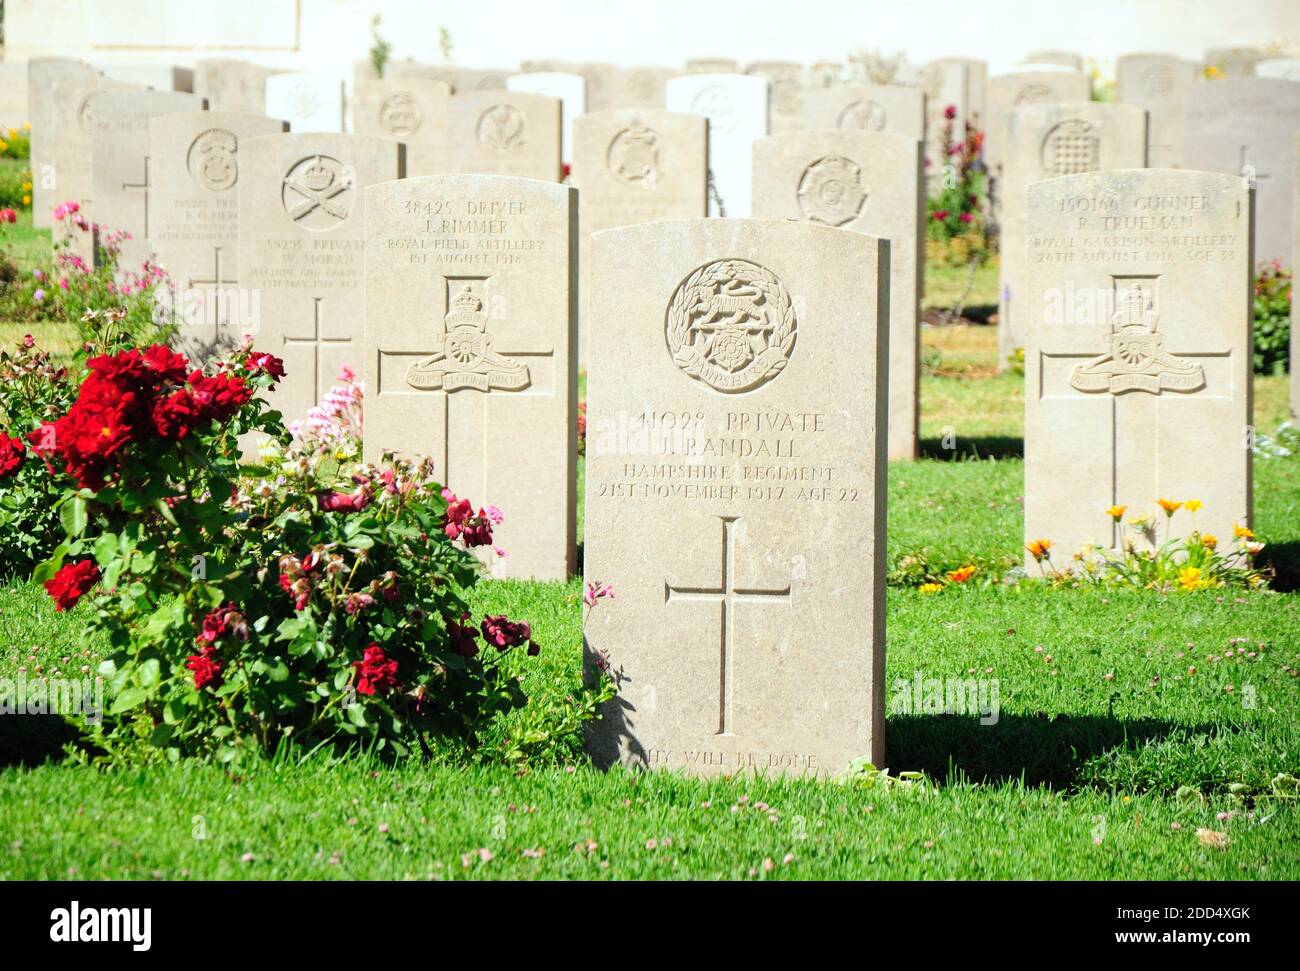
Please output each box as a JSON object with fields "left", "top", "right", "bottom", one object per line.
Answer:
{"left": 35, "top": 339, "right": 545, "bottom": 764}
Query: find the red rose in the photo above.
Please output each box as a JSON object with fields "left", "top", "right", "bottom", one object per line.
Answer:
{"left": 443, "top": 496, "right": 493, "bottom": 547}
{"left": 0, "top": 432, "right": 26, "bottom": 477}
{"left": 141, "top": 343, "right": 191, "bottom": 384}
{"left": 186, "top": 646, "right": 223, "bottom": 690}
{"left": 932, "top": 210, "right": 950, "bottom": 221}
{"left": 195, "top": 603, "right": 246, "bottom": 646}
{"left": 248, "top": 352, "right": 286, "bottom": 379}
{"left": 944, "top": 103, "right": 958, "bottom": 120}
{"left": 353, "top": 644, "right": 400, "bottom": 696}
{"left": 43, "top": 560, "right": 101, "bottom": 611}
{"left": 151, "top": 388, "right": 205, "bottom": 439}
{"left": 480, "top": 614, "right": 531, "bottom": 650}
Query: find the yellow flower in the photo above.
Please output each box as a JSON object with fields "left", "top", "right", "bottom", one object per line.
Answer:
{"left": 946, "top": 565, "right": 976, "bottom": 584}
{"left": 1200, "top": 534, "right": 1217, "bottom": 549}
{"left": 1185, "top": 499, "right": 1202, "bottom": 512}
{"left": 1026, "top": 539, "right": 1053, "bottom": 560}
{"left": 1156, "top": 498, "right": 1181, "bottom": 516}
{"left": 1233, "top": 522, "right": 1254, "bottom": 540}
{"left": 1106, "top": 504, "right": 1127, "bottom": 520}
{"left": 1127, "top": 513, "right": 1151, "bottom": 527}
{"left": 22, "top": 122, "right": 30, "bottom": 130}
{"left": 0, "top": 141, "right": 7, "bottom": 152}
{"left": 1204, "top": 65, "right": 1223, "bottom": 79}
{"left": 919, "top": 582, "right": 943, "bottom": 594}
{"left": 22, "top": 195, "right": 30, "bottom": 206}
{"left": 1177, "top": 566, "right": 1205, "bottom": 592}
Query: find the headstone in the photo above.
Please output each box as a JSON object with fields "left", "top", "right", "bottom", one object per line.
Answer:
{"left": 1025, "top": 170, "right": 1252, "bottom": 565}
{"left": 1115, "top": 54, "right": 1199, "bottom": 168}
{"left": 665, "top": 74, "right": 767, "bottom": 217}
{"left": 752, "top": 130, "right": 922, "bottom": 460}
{"left": 362, "top": 175, "right": 577, "bottom": 581}
{"left": 930, "top": 56, "right": 988, "bottom": 130}
{"left": 1205, "top": 47, "right": 1263, "bottom": 78}
{"left": 918, "top": 60, "right": 968, "bottom": 174}
{"left": 808, "top": 61, "right": 843, "bottom": 88}
{"left": 265, "top": 73, "right": 345, "bottom": 132}
{"left": 985, "top": 70, "right": 1091, "bottom": 198}
{"left": 1256, "top": 58, "right": 1300, "bottom": 82}
{"left": 801, "top": 83, "right": 926, "bottom": 141}
{"left": 94, "top": 62, "right": 194, "bottom": 92}
{"left": 195, "top": 59, "right": 282, "bottom": 113}
{"left": 0, "top": 64, "right": 30, "bottom": 131}
{"left": 746, "top": 61, "right": 806, "bottom": 132}
{"left": 606, "top": 66, "right": 675, "bottom": 109}
{"left": 583, "top": 218, "right": 889, "bottom": 777}
{"left": 443, "top": 90, "right": 562, "bottom": 181}
{"left": 999, "top": 101, "right": 1147, "bottom": 365}
{"left": 86, "top": 87, "right": 206, "bottom": 271}
{"left": 353, "top": 58, "right": 450, "bottom": 88}
{"left": 1183, "top": 78, "right": 1300, "bottom": 267}
{"left": 506, "top": 72, "right": 586, "bottom": 164}
{"left": 1024, "top": 51, "right": 1084, "bottom": 71}
{"left": 28, "top": 57, "right": 100, "bottom": 229}
{"left": 352, "top": 78, "right": 452, "bottom": 176}
{"left": 150, "top": 111, "right": 289, "bottom": 361}
{"left": 571, "top": 108, "right": 708, "bottom": 362}
{"left": 685, "top": 58, "right": 740, "bottom": 74}
{"left": 238, "top": 133, "right": 404, "bottom": 437}
{"left": 425, "top": 66, "right": 511, "bottom": 93}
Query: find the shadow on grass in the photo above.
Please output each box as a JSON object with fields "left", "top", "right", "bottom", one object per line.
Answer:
{"left": 1260, "top": 539, "right": 1300, "bottom": 593}
{"left": 0, "top": 714, "right": 84, "bottom": 768}
{"left": 887, "top": 711, "right": 1222, "bottom": 789}
{"left": 918, "top": 435, "right": 1023, "bottom": 460}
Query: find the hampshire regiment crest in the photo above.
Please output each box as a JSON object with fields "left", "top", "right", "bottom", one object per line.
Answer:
{"left": 665, "top": 259, "right": 797, "bottom": 393}
{"left": 1069, "top": 286, "right": 1205, "bottom": 395}
{"left": 406, "top": 285, "right": 531, "bottom": 392}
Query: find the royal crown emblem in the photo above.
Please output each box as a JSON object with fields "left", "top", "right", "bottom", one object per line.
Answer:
{"left": 406, "top": 285, "right": 531, "bottom": 392}
{"left": 1069, "top": 286, "right": 1205, "bottom": 395}
{"left": 188, "top": 128, "right": 239, "bottom": 192}
{"left": 665, "top": 259, "right": 797, "bottom": 393}
{"left": 281, "top": 155, "right": 353, "bottom": 230}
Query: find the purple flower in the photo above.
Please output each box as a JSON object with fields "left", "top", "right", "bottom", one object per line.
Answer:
{"left": 32, "top": 288, "right": 45, "bottom": 303}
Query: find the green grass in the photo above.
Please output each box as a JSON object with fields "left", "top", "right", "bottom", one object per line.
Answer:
{"left": 1, "top": 259, "right": 1298, "bottom": 879}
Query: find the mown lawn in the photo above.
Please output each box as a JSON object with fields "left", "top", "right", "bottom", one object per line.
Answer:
{"left": 1, "top": 228, "right": 1298, "bottom": 880}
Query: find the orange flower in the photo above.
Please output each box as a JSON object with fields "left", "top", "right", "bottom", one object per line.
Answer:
{"left": 946, "top": 565, "right": 976, "bottom": 584}
{"left": 1026, "top": 539, "right": 1053, "bottom": 561}
{"left": 1105, "top": 504, "right": 1126, "bottom": 521}
{"left": 1233, "top": 522, "right": 1254, "bottom": 540}
{"left": 1200, "top": 534, "right": 1217, "bottom": 549}
{"left": 1156, "top": 498, "right": 1181, "bottom": 516}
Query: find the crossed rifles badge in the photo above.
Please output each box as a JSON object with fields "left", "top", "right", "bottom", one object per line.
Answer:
{"left": 405, "top": 285, "right": 531, "bottom": 392}
{"left": 282, "top": 155, "right": 353, "bottom": 228}
{"left": 1069, "top": 286, "right": 1205, "bottom": 395}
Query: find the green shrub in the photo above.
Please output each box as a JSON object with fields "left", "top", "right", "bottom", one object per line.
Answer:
{"left": 1253, "top": 260, "right": 1291, "bottom": 376}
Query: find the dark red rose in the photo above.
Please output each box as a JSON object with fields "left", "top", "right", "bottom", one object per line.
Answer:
{"left": 151, "top": 388, "right": 205, "bottom": 439}
{"left": 480, "top": 614, "right": 531, "bottom": 650}
{"left": 446, "top": 613, "right": 479, "bottom": 658}
{"left": 0, "top": 432, "right": 26, "bottom": 477}
{"left": 353, "top": 644, "right": 400, "bottom": 696}
{"left": 443, "top": 496, "right": 493, "bottom": 547}
{"left": 44, "top": 559, "right": 101, "bottom": 611}
{"left": 247, "top": 352, "right": 286, "bottom": 379}
{"left": 141, "top": 343, "right": 191, "bottom": 384}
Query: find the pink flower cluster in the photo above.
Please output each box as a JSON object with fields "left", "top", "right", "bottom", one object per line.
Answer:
{"left": 288, "top": 364, "right": 363, "bottom": 447}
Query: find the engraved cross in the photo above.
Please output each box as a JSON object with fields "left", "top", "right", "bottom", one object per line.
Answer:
{"left": 664, "top": 515, "right": 792, "bottom": 736}
{"left": 122, "top": 156, "right": 151, "bottom": 237}
{"left": 1238, "top": 145, "right": 1271, "bottom": 188}
{"left": 284, "top": 297, "right": 351, "bottom": 402}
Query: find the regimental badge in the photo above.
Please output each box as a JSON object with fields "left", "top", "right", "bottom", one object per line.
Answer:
{"left": 406, "top": 285, "right": 531, "bottom": 392}
{"left": 477, "top": 104, "right": 525, "bottom": 152}
{"left": 379, "top": 93, "right": 421, "bottom": 136}
{"left": 281, "top": 155, "right": 354, "bottom": 230}
{"left": 1041, "top": 119, "right": 1100, "bottom": 175}
{"left": 664, "top": 259, "right": 797, "bottom": 393}
{"left": 188, "top": 128, "right": 239, "bottom": 191}
{"left": 607, "top": 124, "right": 661, "bottom": 185}
{"left": 837, "top": 99, "right": 886, "bottom": 130}
{"left": 797, "top": 155, "right": 867, "bottom": 227}
{"left": 1015, "top": 83, "right": 1053, "bottom": 105}
{"left": 1070, "top": 286, "right": 1205, "bottom": 395}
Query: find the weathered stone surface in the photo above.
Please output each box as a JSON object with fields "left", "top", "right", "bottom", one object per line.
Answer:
{"left": 28, "top": 57, "right": 100, "bottom": 229}
{"left": 999, "top": 101, "right": 1147, "bottom": 365}
{"left": 1115, "top": 53, "right": 1199, "bottom": 168}
{"left": 584, "top": 218, "right": 889, "bottom": 777}
{"left": 985, "top": 70, "right": 1090, "bottom": 200}
{"left": 571, "top": 108, "right": 707, "bottom": 364}
{"left": 150, "top": 110, "right": 288, "bottom": 360}
{"left": 238, "top": 133, "right": 404, "bottom": 440}
{"left": 86, "top": 86, "right": 206, "bottom": 270}
{"left": 802, "top": 83, "right": 925, "bottom": 141}
{"left": 443, "top": 90, "right": 562, "bottom": 181}
{"left": 746, "top": 60, "right": 806, "bottom": 132}
{"left": 352, "top": 78, "right": 452, "bottom": 176}
{"left": 362, "top": 175, "right": 578, "bottom": 581}
{"left": 195, "top": 59, "right": 282, "bottom": 113}
{"left": 1183, "top": 78, "right": 1300, "bottom": 267}
{"left": 1025, "top": 170, "right": 1253, "bottom": 568}
{"left": 752, "top": 129, "right": 922, "bottom": 460}
{"left": 506, "top": 72, "right": 586, "bottom": 163}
